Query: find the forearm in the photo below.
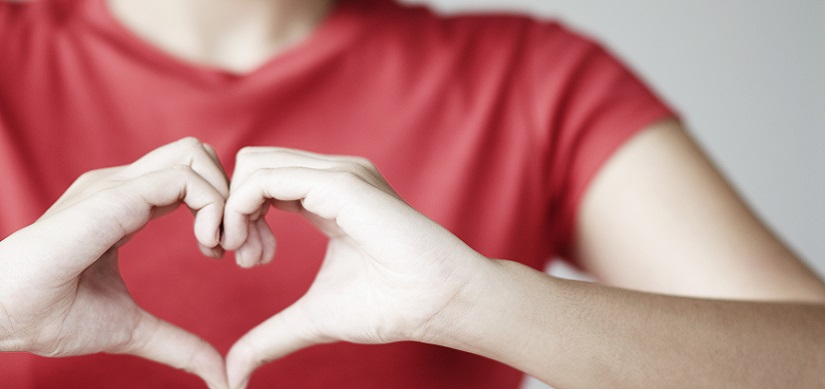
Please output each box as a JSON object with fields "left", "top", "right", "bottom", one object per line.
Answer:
{"left": 423, "top": 259, "right": 825, "bottom": 388}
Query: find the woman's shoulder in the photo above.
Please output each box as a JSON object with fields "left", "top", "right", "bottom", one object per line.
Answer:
{"left": 367, "top": 1, "right": 599, "bottom": 63}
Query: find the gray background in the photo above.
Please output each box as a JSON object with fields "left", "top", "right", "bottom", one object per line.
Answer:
{"left": 404, "top": 1, "right": 825, "bottom": 387}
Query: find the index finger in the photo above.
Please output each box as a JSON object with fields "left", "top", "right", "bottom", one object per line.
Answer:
{"left": 121, "top": 137, "right": 230, "bottom": 199}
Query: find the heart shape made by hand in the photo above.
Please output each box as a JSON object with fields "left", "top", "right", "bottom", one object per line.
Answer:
{"left": 0, "top": 138, "right": 480, "bottom": 389}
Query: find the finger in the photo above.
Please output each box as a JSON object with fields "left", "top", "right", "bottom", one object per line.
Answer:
{"left": 230, "top": 147, "right": 348, "bottom": 193}
{"left": 120, "top": 311, "right": 228, "bottom": 389}
{"left": 256, "top": 217, "right": 277, "bottom": 265}
{"left": 171, "top": 167, "right": 226, "bottom": 250}
{"left": 39, "top": 167, "right": 123, "bottom": 220}
{"left": 17, "top": 165, "right": 227, "bottom": 281}
{"left": 222, "top": 167, "right": 357, "bottom": 250}
{"left": 226, "top": 148, "right": 383, "bottom": 253}
{"left": 202, "top": 143, "right": 226, "bottom": 175}
{"left": 223, "top": 167, "right": 457, "bottom": 267}
{"left": 96, "top": 166, "right": 225, "bottom": 255}
{"left": 233, "top": 148, "right": 387, "bottom": 191}
{"left": 226, "top": 303, "right": 325, "bottom": 389}
{"left": 234, "top": 219, "right": 262, "bottom": 268}
{"left": 198, "top": 241, "right": 225, "bottom": 259}
{"left": 224, "top": 202, "right": 275, "bottom": 267}
{"left": 121, "top": 137, "right": 230, "bottom": 198}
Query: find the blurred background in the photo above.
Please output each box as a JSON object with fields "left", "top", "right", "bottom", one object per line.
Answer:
{"left": 403, "top": 1, "right": 825, "bottom": 387}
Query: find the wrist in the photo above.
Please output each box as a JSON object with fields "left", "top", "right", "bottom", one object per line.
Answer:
{"left": 414, "top": 256, "right": 520, "bottom": 351}
{"left": 403, "top": 250, "right": 485, "bottom": 345}
{"left": 416, "top": 257, "right": 566, "bottom": 376}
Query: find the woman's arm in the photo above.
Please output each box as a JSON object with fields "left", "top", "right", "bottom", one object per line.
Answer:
{"left": 220, "top": 126, "right": 825, "bottom": 388}
{"left": 575, "top": 119, "right": 825, "bottom": 302}
{"left": 424, "top": 119, "right": 825, "bottom": 387}
{"left": 424, "top": 258, "right": 825, "bottom": 388}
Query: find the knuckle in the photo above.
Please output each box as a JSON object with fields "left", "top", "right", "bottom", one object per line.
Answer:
{"left": 332, "top": 170, "right": 366, "bottom": 190}
{"left": 94, "top": 184, "right": 138, "bottom": 211}
{"left": 63, "top": 169, "right": 120, "bottom": 201}
{"left": 174, "top": 137, "right": 205, "bottom": 161}
{"left": 202, "top": 143, "right": 217, "bottom": 154}
{"left": 75, "top": 168, "right": 111, "bottom": 185}
{"left": 335, "top": 157, "right": 377, "bottom": 178}
{"left": 176, "top": 136, "right": 203, "bottom": 150}
{"left": 75, "top": 170, "right": 97, "bottom": 184}
{"left": 352, "top": 156, "right": 376, "bottom": 170}
{"left": 163, "top": 163, "right": 195, "bottom": 176}
{"left": 248, "top": 167, "right": 272, "bottom": 181}
{"left": 237, "top": 146, "right": 260, "bottom": 155}
{"left": 237, "top": 146, "right": 278, "bottom": 158}
{"left": 235, "top": 147, "right": 268, "bottom": 168}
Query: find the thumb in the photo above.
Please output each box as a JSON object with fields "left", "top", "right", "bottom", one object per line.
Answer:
{"left": 225, "top": 302, "right": 325, "bottom": 389}
{"left": 119, "top": 311, "right": 228, "bottom": 389}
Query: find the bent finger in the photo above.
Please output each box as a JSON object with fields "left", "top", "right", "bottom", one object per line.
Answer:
{"left": 89, "top": 166, "right": 225, "bottom": 251}
{"left": 121, "top": 137, "right": 230, "bottom": 198}
{"left": 234, "top": 219, "right": 262, "bottom": 268}
{"left": 230, "top": 147, "right": 361, "bottom": 193}
{"left": 132, "top": 166, "right": 225, "bottom": 249}
{"left": 21, "top": 166, "right": 226, "bottom": 278}
{"left": 223, "top": 167, "right": 372, "bottom": 250}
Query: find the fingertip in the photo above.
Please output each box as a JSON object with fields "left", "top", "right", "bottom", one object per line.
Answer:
{"left": 236, "top": 219, "right": 264, "bottom": 268}
{"left": 198, "top": 243, "right": 225, "bottom": 259}
{"left": 194, "top": 202, "right": 224, "bottom": 249}
{"left": 256, "top": 218, "right": 276, "bottom": 265}
{"left": 234, "top": 244, "right": 255, "bottom": 269}
{"left": 220, "top": 211, "right": 247, "bottom": 251}
{"left": 195, "top": 142, "right": 231, "bottom": 199}
{"left": 235, "top": 244, "right": 256, "bottom": 269}
{"left": 234, "top": 249, "right": 246, "bottom": 268}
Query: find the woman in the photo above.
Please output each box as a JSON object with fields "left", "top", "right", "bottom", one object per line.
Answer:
{"left": 0, "top": 0, "right": 823, "bottom": 388}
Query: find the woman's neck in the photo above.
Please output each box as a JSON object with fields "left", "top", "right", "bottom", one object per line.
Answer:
{"left": 107, "top": 0, "right": 335, "bottom": 74}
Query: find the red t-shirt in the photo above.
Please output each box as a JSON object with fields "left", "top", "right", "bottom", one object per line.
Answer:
{"left": 0, "top": 0, "right": 675, "bottom": 387}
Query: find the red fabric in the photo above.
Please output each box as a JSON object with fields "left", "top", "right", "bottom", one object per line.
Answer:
{"left": 0, "top": 0, "right": 675, "bottom": 387}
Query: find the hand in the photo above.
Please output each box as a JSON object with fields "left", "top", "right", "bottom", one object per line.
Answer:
{"left": 0, "top": 138, "right": 234, "bottom": 389}
{"left": 221, "top": 147, "right": 489, "bottom": 389}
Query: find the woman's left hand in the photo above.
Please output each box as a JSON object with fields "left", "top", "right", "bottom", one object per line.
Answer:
{"left": 221, "top": 147, "right": 489, "bottom": 389}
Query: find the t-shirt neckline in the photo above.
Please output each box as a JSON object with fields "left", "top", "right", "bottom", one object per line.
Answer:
{"left": 86, "top": 0, "right": 371, "bottom": 86}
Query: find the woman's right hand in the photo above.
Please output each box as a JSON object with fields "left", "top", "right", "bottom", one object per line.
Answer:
{"left": 0, "top": 138, "right": 235, "bottom": 389}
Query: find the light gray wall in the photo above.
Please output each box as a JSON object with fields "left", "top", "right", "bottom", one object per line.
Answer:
{"left": 403, "top": 1, "right": 825, "bottom": 388}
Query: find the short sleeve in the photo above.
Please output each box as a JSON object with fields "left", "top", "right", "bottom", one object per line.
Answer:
{"left": 535, "top": 24, "right": 678, "bottom": 265}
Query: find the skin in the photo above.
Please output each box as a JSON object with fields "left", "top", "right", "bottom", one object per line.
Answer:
{"left": 217, "top": 124, "right": 825, "bottom": 389}
{"left": 1, "top": 1, "right": 824, "bottom": 388}
{"left": 107, "top": 0, "right": 334, "bottom": 74}
{"left": 0, "top": 138, "right": 234, "bottom": 389}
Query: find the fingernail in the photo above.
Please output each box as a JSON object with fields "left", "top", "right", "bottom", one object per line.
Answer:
{"left": 211, "top": 246, "right": 225, "bottom": 259}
